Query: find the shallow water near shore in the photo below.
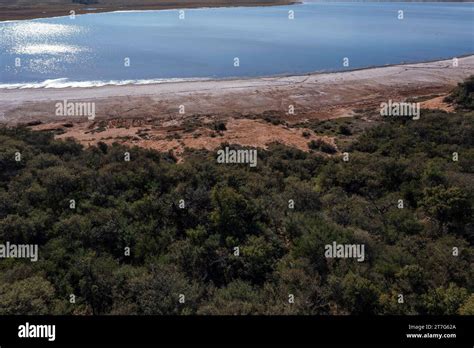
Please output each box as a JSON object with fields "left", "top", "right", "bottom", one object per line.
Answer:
{"left": 0, "top": 2, "right": 473, "bottom": 88}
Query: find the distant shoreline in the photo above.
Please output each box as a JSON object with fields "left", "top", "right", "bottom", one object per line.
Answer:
{"left": 0, "top": 0, "right": 299, "bottom": 22}
{"left": 5, "top": 1, "right": 471, "bottom": 22}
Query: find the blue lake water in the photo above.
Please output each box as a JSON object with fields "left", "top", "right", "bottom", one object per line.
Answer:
{"left": 0, "top": 2, "right": 473, "bottom": 88}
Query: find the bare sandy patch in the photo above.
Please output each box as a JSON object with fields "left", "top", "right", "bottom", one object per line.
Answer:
{"left": 41, "top": 117, "right": 334, "bottom": 159}
{"left": 420, "top": 95, "right": 455, "bottom": 113}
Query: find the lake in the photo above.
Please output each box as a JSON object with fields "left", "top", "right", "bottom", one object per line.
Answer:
{"left": 0, "top": 2, "right": 473, "bottom": 88}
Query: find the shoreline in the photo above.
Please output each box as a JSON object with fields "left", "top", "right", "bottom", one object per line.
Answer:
{"left": 0, "top": 0, "right": 299, "bottom": 22}
{"left": 2, "top": 53, "right": 473, "bottom": 90}
{"left": 1, "top": 55, "right": 473, "bottom": 125}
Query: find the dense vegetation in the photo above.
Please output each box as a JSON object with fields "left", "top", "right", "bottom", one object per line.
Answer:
{"left": 445, "top": 75, "right": 474, "bottom": 111}
{"left": 0, "top": 83, "right": 473, "bottom": 315}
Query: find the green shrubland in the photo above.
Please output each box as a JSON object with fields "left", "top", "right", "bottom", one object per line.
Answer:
{"left": 0, "top": 84, "right": 472, "bottom": 315}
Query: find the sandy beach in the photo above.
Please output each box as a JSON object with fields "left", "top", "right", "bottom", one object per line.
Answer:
{"left": 1, "top": 55, "right": 473, "bottom": 155}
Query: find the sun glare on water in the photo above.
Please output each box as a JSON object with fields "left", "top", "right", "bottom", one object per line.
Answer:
{"left": 0, "top": 21, "right": 88, "bottom": 74}
{"left": 12, "top": 44, "right": 85, "bottom": 55}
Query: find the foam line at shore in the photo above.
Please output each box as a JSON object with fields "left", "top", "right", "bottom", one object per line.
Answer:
{"left": 0, "top": 77, "right": 211, "bottom": 89}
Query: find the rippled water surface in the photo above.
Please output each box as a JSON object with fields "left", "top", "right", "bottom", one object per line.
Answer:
{"left": 0, "top": 2, "right": 473, "bottom": 87}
